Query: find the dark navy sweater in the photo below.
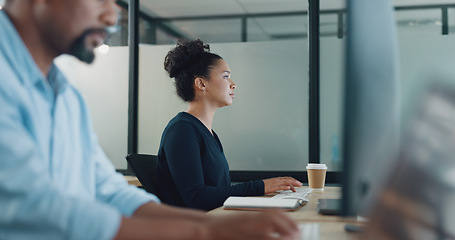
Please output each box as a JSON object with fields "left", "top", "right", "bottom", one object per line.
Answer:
{"left": 157, "top": 112, "right": 264, "bottom": 211}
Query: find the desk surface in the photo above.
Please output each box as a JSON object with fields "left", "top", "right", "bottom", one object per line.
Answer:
{"left": 208, "top": 187, "right": 364, "bottom": 240}
{"left": 124, "top": 175, "right": 142, "bottom": 187}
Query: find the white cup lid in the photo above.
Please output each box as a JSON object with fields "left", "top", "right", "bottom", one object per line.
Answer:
{"left": 306, "top": 163, "right": 327, "bottom": 170}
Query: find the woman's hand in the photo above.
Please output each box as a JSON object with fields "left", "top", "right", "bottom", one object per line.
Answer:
{"left": 263, "top": 177, "right": 303, "bottom": 194}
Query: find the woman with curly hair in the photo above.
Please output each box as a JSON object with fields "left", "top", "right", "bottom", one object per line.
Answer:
{"left": 156, "top": 39, "right": 302, "bottom": 211}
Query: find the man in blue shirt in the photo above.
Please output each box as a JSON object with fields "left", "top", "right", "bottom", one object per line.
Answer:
{"left": 0, "top": 0, "right": 300, "bottom": 239}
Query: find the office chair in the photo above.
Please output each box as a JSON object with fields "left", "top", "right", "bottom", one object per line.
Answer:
{"left": 125, "top": 153, "right": 161, "bottom": 199}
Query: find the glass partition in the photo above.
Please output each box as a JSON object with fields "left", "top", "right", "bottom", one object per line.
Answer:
{"left": 52, "top": 0, "right": 455, "bottom": 174}
{"left": 248, "top": 16, "right": 308, "bottom": 42}
{"left": 319, "top": 1, "right": 455, "bottom": 172}
{"left": 320, "top": 38, "right": 344, "bottom": 172}
{"left": 449, "top": 7, "right": 455, "bottom": 34}
{"left": 396, "top": 9, "right": 442, "bottom": 36}
{"left": 168, "top": 19, "right": 244, "bottom": 43}
{"left": 54, "top": 5, "right": 129, "bottom": 169}
{"left": 136, "top": 0, "right": 310, "bottom": 172}
{"left": 320, "top": 13, "right": 340, "bottom": 38}
{"left": 319, "top": 1, "right": 345, "bottom": 173}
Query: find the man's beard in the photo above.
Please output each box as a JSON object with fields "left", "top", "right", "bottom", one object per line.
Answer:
{"left": 69, "top": 29, "right": 108, "bottom": 64}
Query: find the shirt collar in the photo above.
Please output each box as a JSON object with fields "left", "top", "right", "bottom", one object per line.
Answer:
{"left": 48, "top": 63, "right": 69, "bottom": 94}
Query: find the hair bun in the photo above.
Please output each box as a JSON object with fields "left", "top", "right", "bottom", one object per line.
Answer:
{"left": 164, "top": 39, "right": 210, "bottom": 78}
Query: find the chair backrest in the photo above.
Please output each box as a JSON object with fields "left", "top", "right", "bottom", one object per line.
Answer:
{"left": 125, "top": 154, "right": 161, "bottom": 198}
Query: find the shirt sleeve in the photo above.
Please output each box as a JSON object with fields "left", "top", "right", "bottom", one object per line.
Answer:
{"left": 0, "top": 94, "right": 123, "bottom": 240}
{"left": 229, "top": 180, "right": 265, "bottom": 197}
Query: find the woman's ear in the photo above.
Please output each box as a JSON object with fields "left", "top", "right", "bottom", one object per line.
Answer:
{"left": 194, "top": 77, "right": 206, "bottom": 91}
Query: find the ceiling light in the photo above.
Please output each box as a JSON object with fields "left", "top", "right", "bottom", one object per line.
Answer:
{"left": 97, "top": 44, "right": 109, "bottom": 54}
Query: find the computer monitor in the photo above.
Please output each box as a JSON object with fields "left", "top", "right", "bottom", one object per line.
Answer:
{"left": 341, "top": 0, "right": 401, "bottom": 217}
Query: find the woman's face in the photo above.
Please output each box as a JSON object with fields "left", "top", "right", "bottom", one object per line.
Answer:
{"left": 204, "top": 59, "right": 236, "bottom": 108}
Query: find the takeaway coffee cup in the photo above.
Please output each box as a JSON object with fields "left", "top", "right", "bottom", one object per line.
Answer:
{"left": 306, "top": 163, "right": 327, "bottom": 190}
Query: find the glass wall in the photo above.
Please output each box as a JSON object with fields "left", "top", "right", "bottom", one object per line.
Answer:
{"left": 396, "top": 9, "right": 442, "bottom": 35}
{"left": 396, "top": 3, "right": 455, "bottom": 120}
{"left": 54, "top": 4, "right": 130, "bottom": 169}
{"left": 450, "top": 7, "right": 455, "bottom": 34}
{"left": 320, "top": 37, "right": 344, "bottom": 172}
{"left": 51, "top": 0, "right": 455, "bottom": 174}
{"left": 136, "top": 0, "right": 310, "bottom": 172}
{"left": 320, "top": 2, "right": 345, "bottom": 173}
{"left": 319, "top": 1, "right": 455, "bottom": 172}
{"left": 248, "top": 15, "right": 308, "bottom": 42}
{"left": 168, "top": 19, "right": 244, "bottom": 43}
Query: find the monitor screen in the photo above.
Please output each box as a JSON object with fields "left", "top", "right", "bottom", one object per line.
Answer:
{"left": 342, "top": 0, "right": 401, "bottom": 217}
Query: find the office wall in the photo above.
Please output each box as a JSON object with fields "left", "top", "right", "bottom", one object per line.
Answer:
{"left": 399, "top": 35, "right": 455, "bottom": 115}
{"left": 137, "top": 40, "right": 310, "bottom": 171}
{"left": 320, "top": 38, "right": 344, "bottom": 172}
{"left": 53, "top": 35, "right": 455, "bottom": 171}
{"left": 55, "top": 48, "right": 129, "bottom": 169}
{"left": 320, "top": 34, "right": 455, "bottom": 172}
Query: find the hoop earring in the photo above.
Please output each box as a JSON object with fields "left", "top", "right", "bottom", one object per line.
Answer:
{"left": 203, "top": 88, "right": 206, "bottom": 96}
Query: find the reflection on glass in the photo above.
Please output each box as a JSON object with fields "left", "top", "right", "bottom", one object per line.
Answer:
{"left": 155, "top": 28, "right": 178, "bottom": 45}
{"left": 248, "top": 16, "right": 307, "bottom": 42}
{"left": 106, "top": 6, "right": 127, "bottom": 46}
{"left": 320, "top": 13, "right": 339, "bottom": 38}
{"left": 170, "top": 19, "right": 243, "bottom": 43}
{"left": 449, "top": 8, "right": 455, "bottom": 34}
{"left": 396, "top": 10, "right": 442, "bottom": 35}
{"left": 139, "top": 18, "right": 156, "bottom": 44}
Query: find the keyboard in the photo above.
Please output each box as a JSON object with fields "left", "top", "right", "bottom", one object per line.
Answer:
{"left": 272, "top": 187, "right": 311, "bottom": 201}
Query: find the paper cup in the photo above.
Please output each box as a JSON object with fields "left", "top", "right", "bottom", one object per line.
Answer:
{"left": 306, "top": 164, "right": 327, "bottom": 190}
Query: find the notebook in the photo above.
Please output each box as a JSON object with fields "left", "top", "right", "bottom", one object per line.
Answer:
{"left": 223, "top": 196, "right": 307, "bottom": 211}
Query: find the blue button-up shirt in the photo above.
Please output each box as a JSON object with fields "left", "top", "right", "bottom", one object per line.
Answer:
{"left": 0, "top": 10, "right": 159, "bottom": 240}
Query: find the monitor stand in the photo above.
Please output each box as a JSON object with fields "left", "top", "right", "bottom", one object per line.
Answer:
{"left": 317, "top": 199, "right": 367, "bottom": 233}
{"left": 317, "top": 198, "right": 342, "bottom": 215}
{"left": 344, "top": 223, "right": 364, "bottom": 233}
